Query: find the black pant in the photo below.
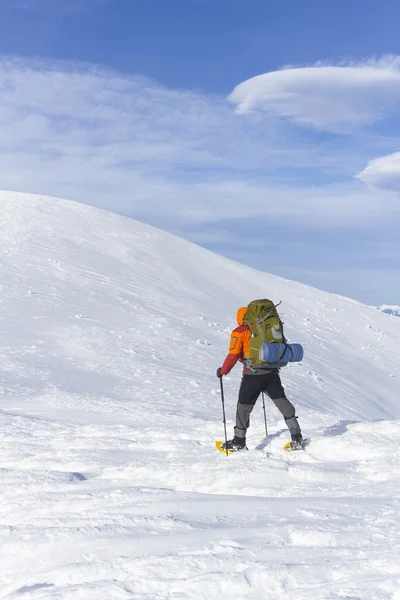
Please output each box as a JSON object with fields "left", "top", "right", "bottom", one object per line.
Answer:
{"left": 234, "top": 371, "right": 301, "bottom": 439}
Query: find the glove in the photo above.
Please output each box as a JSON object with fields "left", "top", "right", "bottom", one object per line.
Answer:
{"left": 216, "top": 367, "right": 222, "bottom": 378}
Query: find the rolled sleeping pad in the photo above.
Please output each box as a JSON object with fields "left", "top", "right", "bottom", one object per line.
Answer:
{"left": 259, "top": 343, "right": 304, "bottom": 363}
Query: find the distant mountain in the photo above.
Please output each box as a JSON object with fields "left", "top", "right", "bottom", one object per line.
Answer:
{"left": 378, "top": 305, "right": 400, "bottom": 317}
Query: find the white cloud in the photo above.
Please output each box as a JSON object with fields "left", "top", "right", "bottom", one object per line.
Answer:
{"left": 356, "top": 151, "right": 400, "bottom": 191}
{"left": 282, "top": 266, "right": 400, "bottom": 306}
{"left": 0, "top": 57, "right": 288, "bottom": 173}
{"left": 229, "top": 56, "right": 400, "bottom": 133}
{"left": 1, "top": 55, "right": 400, "bottom": 304}
{"left": 166, "top": 179, "right": 399, "bottom": 227}
{"left": 0, "top": 57, "right": 399, "bottom": 231}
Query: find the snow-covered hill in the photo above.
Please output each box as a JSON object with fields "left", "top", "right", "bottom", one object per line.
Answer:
{"left": 379, "top": 304, "right": 400, "bottom": 317}
{"left": 1, "top": 190, "right": 400, "bottom": 600}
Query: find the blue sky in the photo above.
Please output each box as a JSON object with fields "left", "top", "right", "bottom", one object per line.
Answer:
{"left": 0, "top": 0, "right": 400, "bottom": 304}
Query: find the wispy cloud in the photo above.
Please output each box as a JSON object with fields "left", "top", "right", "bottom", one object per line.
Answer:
{"left": 229, "top": 56, "right": 400, "bottom": 133}
{"left": 280, "top": 265, "right": 400, "bottom": 306}
{"left": 1, "top": 55, "right": 399, "bottom": 303}
{"left": 1, "top": 56, "right": 399, "bottom": 232}
{"left": 357, "top": 151, "right": 400, "bottom": 191}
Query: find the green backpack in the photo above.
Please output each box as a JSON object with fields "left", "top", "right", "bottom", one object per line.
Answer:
{"left": 244, "top": 299, "right": 286, "bottom": 366}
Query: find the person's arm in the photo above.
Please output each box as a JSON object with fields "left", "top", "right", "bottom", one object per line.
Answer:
{"left": 219, "top": 329, "right": 244, "bottom": 375}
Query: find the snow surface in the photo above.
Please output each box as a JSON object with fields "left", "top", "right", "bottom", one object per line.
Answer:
{"left": 1, "top": 190, "right": 400, "bottom": 600}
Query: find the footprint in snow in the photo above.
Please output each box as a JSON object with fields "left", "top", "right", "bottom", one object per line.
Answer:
{"left": 69, "top": 472, "right": 87, "bottom": 481}
{"left": 16, "top": 583, "right": 55, "bottom": 594}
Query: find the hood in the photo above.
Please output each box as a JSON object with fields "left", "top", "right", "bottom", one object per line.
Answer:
{"left": 236, "top": 306, "right": 247, "bottom": 325}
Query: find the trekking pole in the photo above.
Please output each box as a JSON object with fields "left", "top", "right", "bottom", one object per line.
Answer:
{"left": 261, "top": 392, "right": 268, "bottom": 439}
{"left": 219, "top": 376, "right": 229, "bottom": 456}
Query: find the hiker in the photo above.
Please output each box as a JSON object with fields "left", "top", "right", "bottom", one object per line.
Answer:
{"left": 216, "top": 304, "right": 303, "bottom": 452}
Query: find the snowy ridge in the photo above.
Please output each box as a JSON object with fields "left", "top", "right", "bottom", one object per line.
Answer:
{"left": 379, "top": 304, "right": 400, "bottom": 317}
{"left": 1, "top": 190, "right": 400, "bottom": 600}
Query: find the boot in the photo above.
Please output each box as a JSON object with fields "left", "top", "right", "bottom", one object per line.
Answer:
{"left": 290, "top": 433, "right": 303, "bottom": 451}
{"left": 221, "top": 436, "right": 248, "bottom": 452}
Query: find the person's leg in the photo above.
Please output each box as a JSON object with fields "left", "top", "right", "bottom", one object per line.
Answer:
{"left": 262, "top": 371, "right": 302, "bottom": 438}
{"left": 233, "top": 375, "right": 263, "bottom": 441}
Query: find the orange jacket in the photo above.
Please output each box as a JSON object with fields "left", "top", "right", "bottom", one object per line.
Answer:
{"left": 220, "top": 307, "right": 251, "bottom": 375}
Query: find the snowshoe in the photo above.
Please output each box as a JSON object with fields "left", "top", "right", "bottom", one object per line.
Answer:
{"left": 284, "top": 434, "right": 306, "bottom": 452}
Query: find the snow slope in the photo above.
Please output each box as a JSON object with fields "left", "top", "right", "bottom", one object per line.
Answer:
{"left": 1, "top": 190, "right": 400, "bottom": 600}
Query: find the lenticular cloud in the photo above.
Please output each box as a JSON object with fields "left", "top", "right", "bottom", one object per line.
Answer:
{"left": 357, "top": 151, "right": 400, "bottom": 191}
{"left": 228, "top": 56, "right": 400, "bottom": 133}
